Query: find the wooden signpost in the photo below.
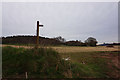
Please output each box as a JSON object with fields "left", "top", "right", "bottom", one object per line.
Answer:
{"left": 36, "top": 21, "right": 43, "bottom": 48}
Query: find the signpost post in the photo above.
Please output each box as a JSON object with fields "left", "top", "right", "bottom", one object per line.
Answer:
{"left": 36, "top": 21, "right": 43, "bottom": 48}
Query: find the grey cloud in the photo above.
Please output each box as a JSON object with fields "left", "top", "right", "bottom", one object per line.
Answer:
{"left": 2, "top": 2, "right": 118, "bottom": 43}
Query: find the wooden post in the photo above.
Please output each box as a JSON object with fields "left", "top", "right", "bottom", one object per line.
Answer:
{"left": 36, "top": 21, "right": 39, "bottom": 48}
{"left": 25, "top": 72, "right": 28, "bottom": 79}
{"left": 36, "top": 21, "right": 43, "bottom": 48}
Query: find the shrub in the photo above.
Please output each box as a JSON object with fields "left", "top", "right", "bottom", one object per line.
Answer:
{"left": 2, "top": 46, "right": 70, "bottom": 78}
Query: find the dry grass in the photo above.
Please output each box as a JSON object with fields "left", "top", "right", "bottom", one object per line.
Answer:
{"left": 1, "top": 44, "right": 119, "bottom": 53}
{"left": 52, "top": 46, "right": 119, "bottom": 53}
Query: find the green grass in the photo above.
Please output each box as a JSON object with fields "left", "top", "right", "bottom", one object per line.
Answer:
{"left": 2, "top": 46, "right": 66, "bottom": 78}
{"left": 60, "top": 51, "right": 115, "bottom": 78}
{"left": 2, "top": 46, "right": 118, "bottom": 78}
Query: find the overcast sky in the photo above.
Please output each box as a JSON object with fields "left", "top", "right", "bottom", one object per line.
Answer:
{"left": 2, "top": 2, "right": 118, "bottom": 43}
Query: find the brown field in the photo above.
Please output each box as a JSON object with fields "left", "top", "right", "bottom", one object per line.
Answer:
{"left": 1, "top": 44, "right": 119, "bottom": 53}
{"left": 52, "top": 46, "right": 119, "bottom": 53}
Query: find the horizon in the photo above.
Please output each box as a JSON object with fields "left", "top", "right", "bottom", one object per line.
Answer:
{"left": 1, "top": 34, "right": 119, "bottom": 44}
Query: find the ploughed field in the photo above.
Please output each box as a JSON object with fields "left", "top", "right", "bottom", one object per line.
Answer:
{"left": 1, "top": 45, "right": 120, "bottom": 78}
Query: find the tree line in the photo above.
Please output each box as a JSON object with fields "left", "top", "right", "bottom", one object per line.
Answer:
{"left": 54, "top": 36, "right": 98, "bottom": 46}
{"left": 1, "top": 35, "right": 98, "bottom": 46}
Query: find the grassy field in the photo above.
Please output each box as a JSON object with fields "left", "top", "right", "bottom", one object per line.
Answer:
{"left": 2, "top": 46, "right": 68, "bottom": 78}
{"left": 1, "top": 45, "right": 120, "bottom": 78}
{"left": 52, "top": 46, "right": 119, "bottom": 53}
{"left": 1, "top": 44, "right": 119, "bottom": 52}
{"left": 60, "top": 51, "right": 120, "bottom": 78}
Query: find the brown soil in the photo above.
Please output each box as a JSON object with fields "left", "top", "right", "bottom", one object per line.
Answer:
{"left": 100, "top": 52, "right": 120, "bottom": 78}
